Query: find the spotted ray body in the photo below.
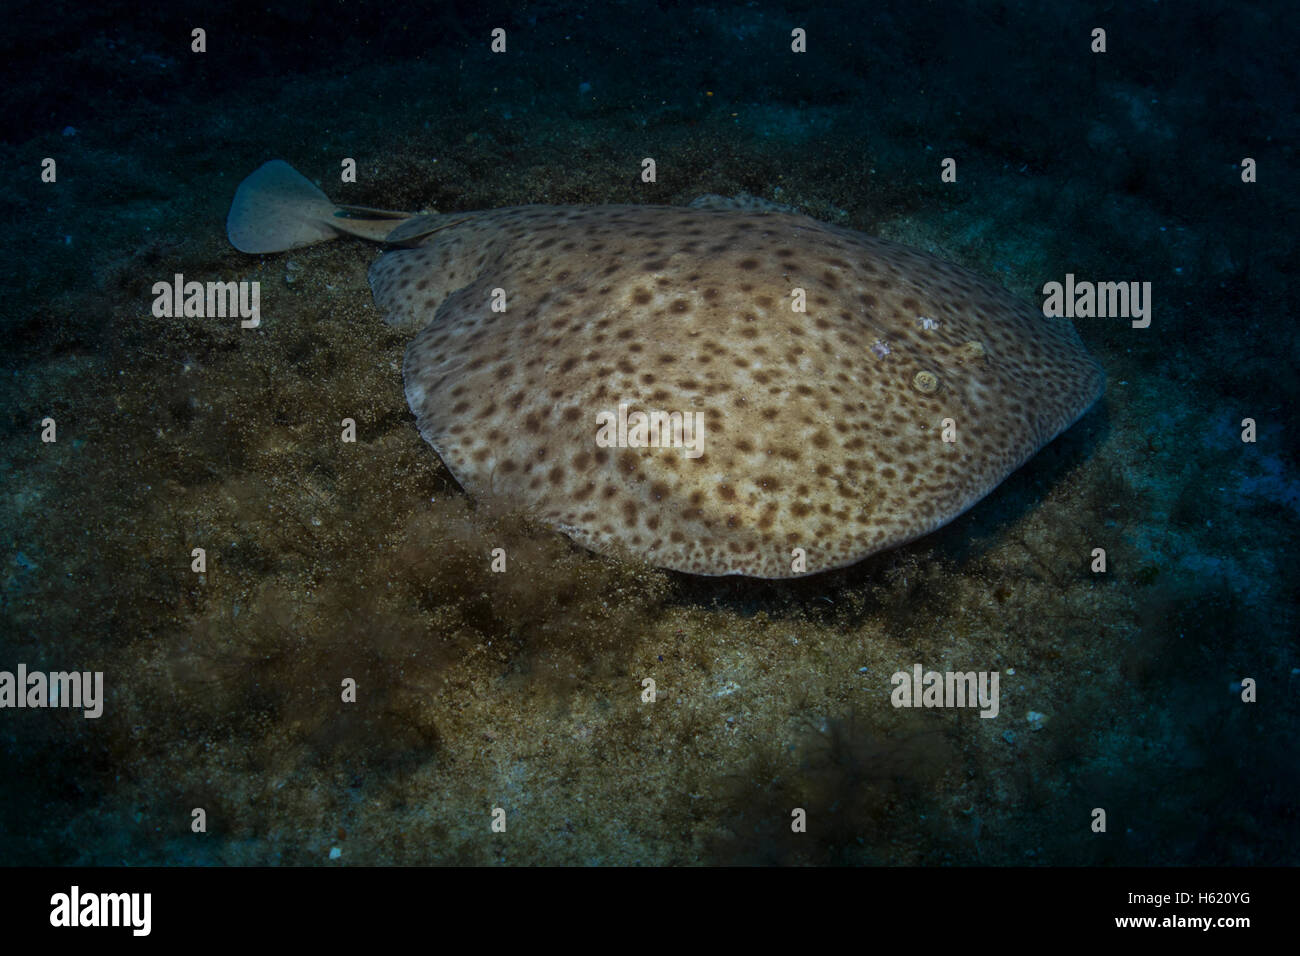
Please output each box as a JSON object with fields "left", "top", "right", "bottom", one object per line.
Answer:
{"left": 228, "top": 160, "right": 1104, "bottom": 577}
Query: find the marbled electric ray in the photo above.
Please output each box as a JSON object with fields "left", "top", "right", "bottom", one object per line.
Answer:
{"left": 227, "top": 160, "right": 1104, "bottom": 578}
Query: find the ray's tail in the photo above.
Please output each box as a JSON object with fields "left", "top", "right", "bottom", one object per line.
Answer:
{"left": 226, "top": 160, "right": 464, "bottom": 253}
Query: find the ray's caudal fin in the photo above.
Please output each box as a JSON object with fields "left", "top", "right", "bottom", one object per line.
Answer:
{"left": 226, "top": 160, "right": 457, "bottom": 253}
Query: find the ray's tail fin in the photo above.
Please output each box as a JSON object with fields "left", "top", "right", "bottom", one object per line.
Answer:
{"left": 226, "top": 160, "right": 416, "bottom": 253}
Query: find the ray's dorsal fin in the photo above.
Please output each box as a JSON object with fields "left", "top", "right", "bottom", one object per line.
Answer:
{"left": 383, "top": 213, "right": 475, "bottom": 246}
{"left": 227, "top": 160, "right": 429, "bottom": 252}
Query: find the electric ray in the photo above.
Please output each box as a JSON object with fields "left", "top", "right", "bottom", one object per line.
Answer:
{"left": 227, "top": 160, "right": 1104, "bottom": 578}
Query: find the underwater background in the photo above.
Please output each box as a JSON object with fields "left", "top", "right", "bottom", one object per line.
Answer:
{"left": 1, "top": 0, "right": 1296, "bottom": 865}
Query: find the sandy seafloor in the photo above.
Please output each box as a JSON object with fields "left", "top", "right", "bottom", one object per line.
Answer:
{"left": 0, "top": 1, "right": 1296, "bottom": 865}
